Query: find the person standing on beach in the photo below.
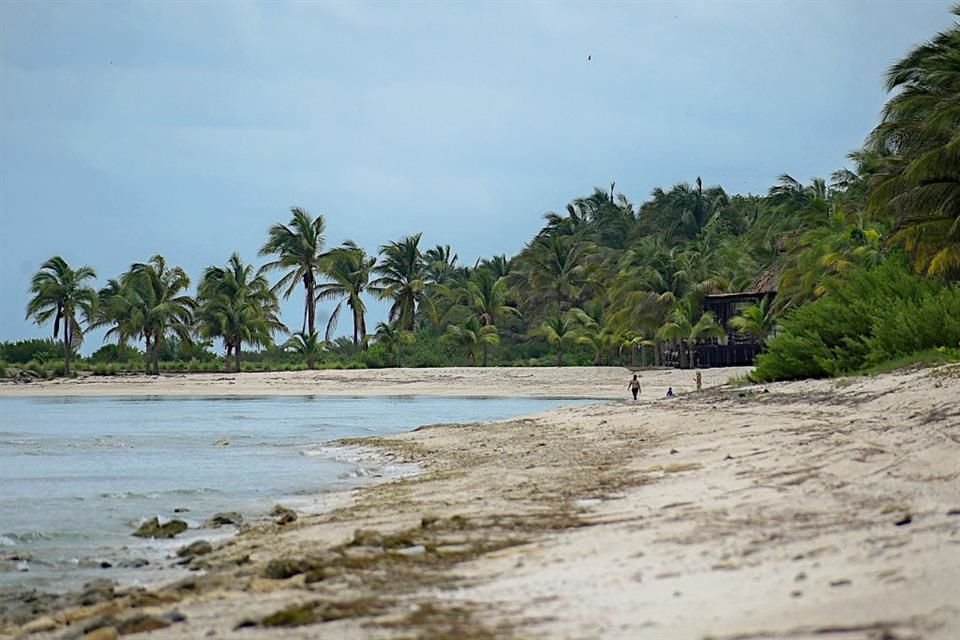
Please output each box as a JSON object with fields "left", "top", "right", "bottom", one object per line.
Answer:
{"left": 628, "top": 374, "right": 641, "bottom": 401}
{"left": 694, "top": 371, "right": 702, "bottom": 392}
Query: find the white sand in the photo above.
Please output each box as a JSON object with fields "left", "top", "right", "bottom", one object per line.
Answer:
{"left": 3, "top": 365, "right": 958, "bottom": 640}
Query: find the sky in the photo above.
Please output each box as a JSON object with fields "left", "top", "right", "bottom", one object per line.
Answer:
{"left": 0, "top": 0, "right": 955, "bottom": 351}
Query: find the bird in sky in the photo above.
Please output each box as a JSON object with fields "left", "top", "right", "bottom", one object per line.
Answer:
{"left": 587, "top": 55, "right": 591, "bottom": 61}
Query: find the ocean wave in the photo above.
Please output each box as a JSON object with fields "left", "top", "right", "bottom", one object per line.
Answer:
{"left": 99, "top": 487, "right": 222, "bottom": 500}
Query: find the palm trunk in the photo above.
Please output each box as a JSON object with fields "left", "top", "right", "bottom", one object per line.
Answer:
{"left": 235, "top": 340, "right": 242, "bottom": 373}
{"left": 482, "top": 342, "right": 488, "bottom": 367}
{"left": 63, "top": 321, "right": 71, "bottom": 376}
{"left": 306, "top": 277, "right": 316, "bottom": 336}
{"left": 556, "top": 344, "right": 562, "bottom": 367}
{"left": 396, "top": 345, "right": 401, "bottom": 368}
{"left": 689, "top": 342, "right": 696, "bottom": 370}
{"left": 144, "top": 334, "right": 152, "bottom": 375}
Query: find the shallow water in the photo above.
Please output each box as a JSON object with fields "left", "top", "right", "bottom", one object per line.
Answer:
{"left": 0, "top": 394, "right": 591, "bottom": 592}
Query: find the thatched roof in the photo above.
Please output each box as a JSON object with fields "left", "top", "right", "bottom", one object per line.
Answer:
{"left": 744, "top": 263, "right": 779, "bottom": 295}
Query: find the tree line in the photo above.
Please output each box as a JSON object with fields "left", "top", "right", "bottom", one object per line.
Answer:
{"left": 17, "top": 6, "right": 960, "bottom": 379}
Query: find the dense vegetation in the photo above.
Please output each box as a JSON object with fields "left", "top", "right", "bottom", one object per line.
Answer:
{"left": 7, "top": 6, "right": 959, "bottom": 381}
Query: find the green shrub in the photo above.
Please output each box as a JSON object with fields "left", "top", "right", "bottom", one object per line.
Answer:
{"left": 0, "top": 339, "right": 64, "bottom": 364}
{"left": 89, "top": 344, "right": 143, "bottom": 364}
{"left": 754, "top": 258, "right": 960, "bottom": 381}
{"left": 93, "top": 363, "right": 108, "bottom": 376}
{"left": 0, "top": 360, "right": 7, "bottom": 378}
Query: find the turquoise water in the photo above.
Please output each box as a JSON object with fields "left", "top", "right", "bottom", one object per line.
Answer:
{"left": 0, "top": 394, "right": 591, "bottom": 592}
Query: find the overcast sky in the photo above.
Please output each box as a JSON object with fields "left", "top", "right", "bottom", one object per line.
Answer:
{"left": 0, "top": 0, "right": 954, "bottom": 349}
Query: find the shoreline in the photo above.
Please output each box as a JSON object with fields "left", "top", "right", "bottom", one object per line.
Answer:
{"left": 0, "top": 366, "right": 707, "bottom": 399}
{"left": 3, "top": 364, "right": 958, "bottom": 639}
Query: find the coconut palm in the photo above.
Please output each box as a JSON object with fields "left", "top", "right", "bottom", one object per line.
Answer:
{"left": 867, "top": 6, "right": 960, "bottom": 277}
{"left": 458, "top": 271, "right": 519, "bottom": 366}
{"left": 529, "top": 311, "right": 583, "bottom": 366}
{"left": 197, "top": 253, "right": 285, "bottom": 372}
{"left": 520, "top": 235, "right": 590, "bottom": 315}
{"left": 371, "top": 234, "right": 431, "bottom": 330}
{"left": 443, "top": 316, "right": 499, "bottom": 366}
{"left": 259, "top": 207, "right": 327, "bottom": 334}
{"left": 25, "top": 256, "right": 97, "bottom": 375}
{"left": 121, "top": 255, "right": 195, "bottom": 375}
{"left": 317, "top": 241, "right": 376, "bottom": 350}
{"left": 374, "top": 321, "right": 415, "bottom": 368}
{"left": 657, "top": 296, "right": 726, "bottom": 369}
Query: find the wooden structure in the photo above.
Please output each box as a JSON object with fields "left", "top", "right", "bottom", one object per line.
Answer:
{"left": 663, "top": 268, "right": 778, "bottom": 369}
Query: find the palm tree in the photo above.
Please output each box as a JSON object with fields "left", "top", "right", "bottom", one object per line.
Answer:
{"left": 657, "top": 296, "right": 726, "bottom": 369}
{"left": 520, "top": 235, "right": 590, "bottom": 315}
{"left": 374, "top": 321, "right": 415, "bottom": 367}
{"left": 530, "top": 311, "right": 583, "bottom": 367}
{"left": 423, "top": 244, "right": 459, "bottom": 286}
{"left": 866, "top": 6, "right": 960, "bottom": 277}
{"left": 197, "top": 253, "right": 286, "bottom": 373}
{"left": 730, "top": 296, "right": 778, "bottom": 342}
{"left": 458, "top": 270, "right": 519, "bottom": 365}
{"left": 283, "top": 330, "right": 324, "bottom": 369}
{"left": 317, "top": 241, "right": 376, "bottom": 350}
{"left": 25, "top": 256, "right": 97, "bottom": 375}
{"left": 197, "top": 253, "right": 286, "bottom": 372}
{"left": 121, "top": 255, "right": 195, "bottom": 375}
{"left": 371, "top": 234, "right": 430, "bottom": 330}
{"left": 259, "top": 207, "right": 327, "bottom": 335}
{"left": 443, "top": 316, "right": 499, "bottom": 366}
{"left": 572, "top": 303, "right": 620, "bottom": 365}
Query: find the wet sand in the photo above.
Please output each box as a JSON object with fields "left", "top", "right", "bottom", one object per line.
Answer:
{"left": 2, "top": 365, "right": 958, "bottom": 639}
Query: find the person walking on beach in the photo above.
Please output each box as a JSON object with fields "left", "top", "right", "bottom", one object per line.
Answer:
{"left": 628, "top": 374, "right": 641, "bottom": 401}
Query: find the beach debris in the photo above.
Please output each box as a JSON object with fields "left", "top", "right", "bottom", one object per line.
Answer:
{"left": 213, "top": 437, "right": 230, "bottom": 446}
{"left": 271, "top": 505, "right": 298, "bottom": 525}
{"left": 894, "top": 514, "right": 912, "bottom": 526}
{"left": 420, "top": 515, "right": 439, "bottom": 529}
{"left": 669, "top": 448, "right": 679, "bottom": 454}
{"left": 81, "top": 626, "right": 118, "bottom": 640}
{"left": 395, "top": 545, "right": 426, "bottom": 557}
{"left": 117, "top": 558, "right": 149, "bottom": 568}
{"left": 132, "top": 517, "right": 188, "bottom": 539}
{"left": 116, "top": 613, "right": 171, "bottom": 634}
{"left": 240, "top": 598, "right": 383, "bottom": 629}
{"left": 78, "top": 579, "right": 117, "bottom": 606}
{"left": 262, "top": 557, "right": 320, "bottom": 580}
{"left": 177, "top": 540, "right": 213, "bottom": 559}
{"left": 173, "top": 507, "right": 190, "bottom": 513}
{"left": 947, "top": 508, "right": 960, "bottom": 516}
{"left": 19, "top": 615, "right": 58, "bottom": 633}
{"left": 204, "top": 511, "right": 243, "bottom": 528}
{"left": 829, "top": 578, "right": 852, "bottom": 587}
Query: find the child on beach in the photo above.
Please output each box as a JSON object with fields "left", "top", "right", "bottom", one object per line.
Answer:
{"left": 628, "top": 374, "right": 641, "bottom": 400}
{"left": 694, "top": 371, "right": 702, "bottom": 392}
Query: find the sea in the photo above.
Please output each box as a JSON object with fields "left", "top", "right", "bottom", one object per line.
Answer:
{"left": 0, "top": 394, "right": 592, "bottom": 593}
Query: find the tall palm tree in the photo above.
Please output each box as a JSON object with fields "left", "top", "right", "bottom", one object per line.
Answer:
{"left": 121, "top": 255, "right": 195, "bottom": 375}
{"left": 459, "top": 271, "right": 519, "bottom": 366}
{"left": 197, "top": 253, "right": 285, "bottom": 372}
{"left": 317, "top": 241, "right": 376, "bottom": 349}
{"left": 259, "top": 207, "right": 327, "bottom": 334}
{"left": 371, "top": 234, "right": 430, "bottom": 330}
{"left": 521, "top": 235, "right": 590, "bottom": 316}
{"left": 443, "top": 316, "right": 499, "bottom": 367}
{"left": 374, "top": 321, "right": 415, "bottom": 368}
{"left": 867, "top": 6, "right": 960, "bottom": 277}
{"left": 25, "top": 256, "right": 97, "bottom": 375}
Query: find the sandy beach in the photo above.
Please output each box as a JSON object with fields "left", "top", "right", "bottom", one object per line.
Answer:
{"left": 2, "top": 365, "right": 958, "bottom": 640}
